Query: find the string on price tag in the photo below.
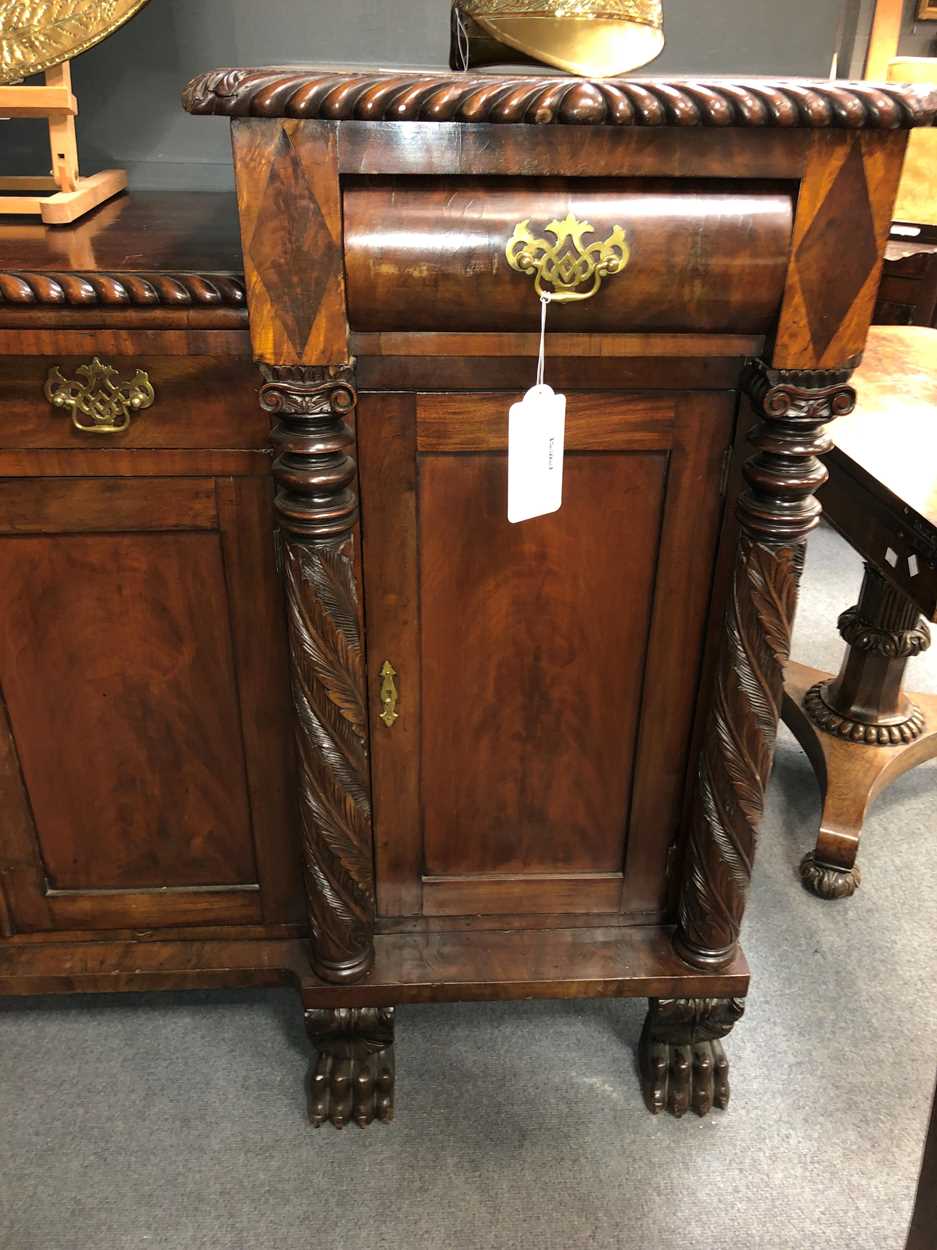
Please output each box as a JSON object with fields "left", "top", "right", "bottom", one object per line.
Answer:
{"left": 507, "top": 293, "right": 567, "bottom": 524}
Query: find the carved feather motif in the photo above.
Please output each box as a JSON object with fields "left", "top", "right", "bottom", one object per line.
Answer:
{"left": 675, "top": 363, "right": 850, "bottom": 970}
{"left": 270, "top": 367, "right": 376, "bottom": 982}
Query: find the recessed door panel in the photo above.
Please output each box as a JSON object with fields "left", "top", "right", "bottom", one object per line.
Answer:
{"left": 0, "top": 475, "right": 300, "bottom": 934}
{"left": 0, "top": 532, "right": 256, "bottom": 893}
{"left": 419, "top": 450, "right": 666, "bottom": 877}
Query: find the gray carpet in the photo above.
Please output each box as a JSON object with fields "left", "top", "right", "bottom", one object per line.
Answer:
{"left": 2, "top": 524, "right": 936, "bottom": 1250}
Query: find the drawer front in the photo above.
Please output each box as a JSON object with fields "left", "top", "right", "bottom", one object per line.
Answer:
{"left": 344, "top": 177, "right": 794, "bottom": 333}
{"left": 0, "top": 355, "right": 266, "bottom": 451}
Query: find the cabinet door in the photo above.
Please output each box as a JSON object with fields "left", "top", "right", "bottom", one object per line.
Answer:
{"left": 359, "top": 391, "right": 734, "bottom": 921}
{"left": 0, "top": 476, "right": 299, "bottom": 933}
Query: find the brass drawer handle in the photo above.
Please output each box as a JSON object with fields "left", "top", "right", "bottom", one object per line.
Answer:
{"left": 506, "top": 212, "right": 630, "bottom": 303}
{"left": 45, "top": 356, "right": 156, "bottom": 434}
{"left": 379, "top": 660, "right": 399, "bottom": 728}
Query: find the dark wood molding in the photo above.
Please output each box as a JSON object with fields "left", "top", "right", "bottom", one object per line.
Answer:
{"left": 260, "top": 363, "right": 376, "bottom": 985}
{"left": 0, "top": 271, "right": 246, "bottom": 309}
{"left": 802, "top": 562, "right": 931, "bottom": 763}
{"left": 182, "top": 68, "right": 937, "bottom": 129}
{"left": 835, "top": 566, "right": 931, "bottom": 660}
{"left": 639, "top": 996, "right": 745, "bottom": 1117}
{"left": 305, "top": 1006, "right": 395, "bottom": 1128}
{"left": 673, "top": 361, "right": 856, "bottom": 972}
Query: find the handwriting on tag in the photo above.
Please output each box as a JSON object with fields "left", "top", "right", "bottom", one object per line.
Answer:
{"left": 507, "top": 384, "right": 567, "bottom": 524}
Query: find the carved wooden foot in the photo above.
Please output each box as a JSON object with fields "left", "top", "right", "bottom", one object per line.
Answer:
{"left": 784, "top": 658, "right": 937, "bottom": 902}
{"left": 639, "top": 997, "right": 745, "bottom": 1118}
{"left": 799, "top": 851, "right": 862, "bottom": 900}
{"left": 305, "top": 1007, "right": 395, "bottom": 1128}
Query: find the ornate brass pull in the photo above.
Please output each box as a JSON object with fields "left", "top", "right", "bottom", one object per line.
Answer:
{"left": 45, "top": 356, "right": 155, "bottom": 434}
{"left": 379, "top": 660, "right": 399, "bottom": 728}
{"left": 506, "top": 212, "right": 630, "bottom": 303}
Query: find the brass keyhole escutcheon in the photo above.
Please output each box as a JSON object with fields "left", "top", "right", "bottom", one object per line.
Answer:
{"left": 379, "top": 660, "right": 399, "bottom": 728}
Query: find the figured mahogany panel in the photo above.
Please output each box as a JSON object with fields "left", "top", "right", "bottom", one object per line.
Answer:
{"left": 231, "top": 119, "right": 347, "bottom": 365}
{"left": 421, "top": 873, "right": 622, "bottom": 917}
{"left": 0, "top": 329, "right": 251, "bottom": 357}
{"left": 352, "top": 331, "right": 764, "bottom": 358}
{"left": 419, "top": 450, "right": 666, "bottom": 878}
{"left": 358, "top": 353, "right": 751, "bottom": 393}
{"left": 416, "top": 392, "right": 673, "bottom": 451}
{"left": 0, "top": 523, "right": 258, "bottom": 903}
{"left": 361, "top": 390, "right": 736, "bottom": 920}
{"left": 337, "top": 122, "right": 810, "bottom": 181}
{"left": 344, "top": 179, "right": 793, "bottom": 334}
{"left": 0, "top": 477, "right": 216, "bottom": 532}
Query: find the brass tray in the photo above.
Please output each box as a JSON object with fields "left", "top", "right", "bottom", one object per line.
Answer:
{"left": 0, "top": 0, "right": 151, "bottom": 85}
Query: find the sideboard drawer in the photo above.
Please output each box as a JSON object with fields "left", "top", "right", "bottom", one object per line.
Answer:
{"left": 0, "top": 356, "right": 266, "bottom": 451}
{"left": 343, "top": 177, "right": 794, "bottom": 333}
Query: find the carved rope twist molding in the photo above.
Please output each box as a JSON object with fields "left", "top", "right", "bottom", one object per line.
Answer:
{"left": 673, "top": 361, "right": 855, "bottom": 971}
{"left": 260, "top": 364, "right": 376, "bottom": 984}
{"left": 183, "top": 68, "right": 937, "bottom": 129}
{"left": 0, "top": 271, "right": 246, "bottom": 308}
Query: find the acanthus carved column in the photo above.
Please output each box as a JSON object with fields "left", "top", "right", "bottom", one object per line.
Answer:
{"left": 672, "top": 361, "right": 857, "bottom": 972}
{"left": 259, "top": 364, "right": 376, "bottom": 984}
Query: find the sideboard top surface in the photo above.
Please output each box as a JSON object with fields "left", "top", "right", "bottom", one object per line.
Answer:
{"left": 0, "top": 192, "right": 246, "bottom": 319}
{"left": 0, "top": 193, "right": 241, "bottom": 275}
{"left": 183, "top": 67, "right": 937, "bottom": 129}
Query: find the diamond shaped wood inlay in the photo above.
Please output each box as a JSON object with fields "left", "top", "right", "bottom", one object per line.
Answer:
{"left": 248, "top": 128, "right": 340, "bottom": 358}
{"left": 794, "top": 142, "right": 879, "bottom": 361}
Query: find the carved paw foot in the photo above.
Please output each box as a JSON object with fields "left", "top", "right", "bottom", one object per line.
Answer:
{"left": 305, "top": 1006, "right": 395, "bottom": 1129}
{"left": 309, "top": 1046, "right": 394, "bottom": 1128}
{"left": 640, "top": 1033, "right": 730, "bottom": 1117}
{"left": 799, "top": 851, "right": 862, "bottom": 900}
{"left": 639, "top": 997, "right": 744, "bottom": 1118}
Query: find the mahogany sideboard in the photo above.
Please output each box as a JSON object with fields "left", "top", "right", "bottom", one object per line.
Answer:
{"left": 1, "top": 74, "right": 935, "bottom": 1130}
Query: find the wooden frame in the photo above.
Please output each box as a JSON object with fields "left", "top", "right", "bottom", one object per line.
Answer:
{"left": 918, "top": 0, "right": 937, "bottom": 19}
{"left": 0, "top": 62, "right": 126, "bottom": 225}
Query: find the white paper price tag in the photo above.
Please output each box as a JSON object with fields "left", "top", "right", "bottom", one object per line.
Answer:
{"left": 507, "top": 383, "right": 566, "bottom": 524}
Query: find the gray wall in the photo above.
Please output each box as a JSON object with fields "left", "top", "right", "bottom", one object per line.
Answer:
{"left": 3, "top": 0, "right": 850, "bottom": 190}
{"left": 899, "top": 0, "right": 937, "bottom": 57}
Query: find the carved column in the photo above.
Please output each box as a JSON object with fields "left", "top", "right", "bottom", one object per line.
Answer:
{"left": 260, "top": 364, "right": 376, "bottom": 984}
{"left": 673, "top": 361, "right": 856, "bottom": 972}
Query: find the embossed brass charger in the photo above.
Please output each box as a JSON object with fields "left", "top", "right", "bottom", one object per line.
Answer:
{"left": 0, "top": 0, "right": 150, "bottom": 84}
{"left": 451, "top": 0, "right": 664, "bottom": 75}
{"left": 0, "top": 0, "right": 151, "bottom": 223}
